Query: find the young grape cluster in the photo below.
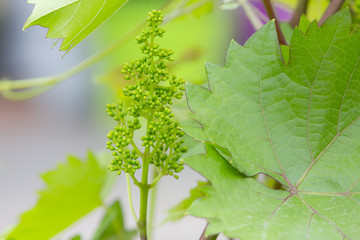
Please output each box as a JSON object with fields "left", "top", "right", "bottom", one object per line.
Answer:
{"left": 106, "top": 10, "right": 187, "bottom": 178}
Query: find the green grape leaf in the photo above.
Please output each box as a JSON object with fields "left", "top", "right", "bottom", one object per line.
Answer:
{"left": 279, "top": 22, "right": 293, "bottom": 43}
{"left": 0, "top": 228, "right": 13, "bottom": 240}
{"left": 280, "top": 45, "right": 289, "bottom": 65}
{"left": 298, "top": 14, "right": 311, "bottom": 34}
{"left": 6, "top": 152, "right": 115, "bottom": 240}
{"left": 70, "top": 235, "right": 82, "bottom": 240}
{"left": 93, "top": 200, "right": 136, "bottom": 240}
{"left": 347, "top": 0, "right": 360, "bottom": 27}
{"left": 165, "top": 181, "right": 208, "bottom": 222}
{"left": 185, "top": 9, "right": 360, "bottom": 239}
{"left": 24, "top": 0, "right": 128, "bottom": 51}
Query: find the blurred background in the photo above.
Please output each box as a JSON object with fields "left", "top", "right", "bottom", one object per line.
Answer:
{"left": 0, "top": 0, "right": 334, "bottom": 239}
{"left": 0, "top": 1, "right": 232, "bottom": 239}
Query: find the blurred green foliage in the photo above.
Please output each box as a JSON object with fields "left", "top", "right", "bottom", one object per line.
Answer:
{"left": 92, "top": 0, "right": 232, "bottom": 101}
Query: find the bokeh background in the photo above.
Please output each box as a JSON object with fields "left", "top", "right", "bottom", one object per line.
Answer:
{"left": 0, "top": 1, "right": 232, "bottom": 239}
{"left": 0, "top": 0, "right": 331, "bottom": 239}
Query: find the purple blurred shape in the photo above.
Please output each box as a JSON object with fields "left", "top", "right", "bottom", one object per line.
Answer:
{"left": 235, "top": 0, "right": 292, "bottom": 44}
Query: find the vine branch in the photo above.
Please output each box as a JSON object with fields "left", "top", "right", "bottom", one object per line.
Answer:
{"left": 289, "top": 0, "right": 309, "bottom": 27}
{"left": 319, "top": 0, "right": 346, "bottom": 25}
{"left": 261, "top": 0, "right": 287, "bottom": 45}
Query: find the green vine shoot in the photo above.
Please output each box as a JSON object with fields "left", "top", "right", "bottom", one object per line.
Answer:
{"left": 105, "top": 10, "right": 187, "bottom": 240}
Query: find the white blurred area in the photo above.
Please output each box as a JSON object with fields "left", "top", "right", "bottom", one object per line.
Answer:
{"left": 0, "top": 1, "right": 207, "bottom": 239}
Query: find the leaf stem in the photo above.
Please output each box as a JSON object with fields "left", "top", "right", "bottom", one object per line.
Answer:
{"left": 289, "top": 0, "right": 309, "bottom": 27}
{"left": 319, "top": 0, "right": 345, "bottom": 25}
{"left": 199, "top": 223, "right": 219, "bottom": 240}
{"left": 1, "top": 85, "right": 54, "bottom": 100}
{"left": 0, "top": 20, "right": 145, "bottom": 99}
{"left": 261, "top": 0, "right": 287, "bottom": 45}
{"left": 126, "top": 173, "right": 139, "bottom": 223}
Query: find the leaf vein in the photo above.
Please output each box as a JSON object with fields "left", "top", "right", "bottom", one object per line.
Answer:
{"left": 337, "top": 54, "right": 360, "bottom": 133}
{"left": 297, "top": 195, "right": 349, "bottom": 239}
{"left": 258, "top": 25, "right": 289, "bottom": 185}
{"left": 306, "top": 212, "right": 315, "bottom": 240}
{"left": 66, "top": 0, "right": 109, "bottom": 49}
{"left": 296, "top": 15, "right": 346, "bottom": 188}
{"left": 48, "top": 1, "right": 81, "bottom": 37}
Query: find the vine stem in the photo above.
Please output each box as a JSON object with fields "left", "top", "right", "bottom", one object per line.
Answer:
{"left": 319, "top": 0, "right": 345, "bottom": 25}
{"left": 261, "top": 0, "right": 287, "bottom": 45}
{"left": 138, "top": 148, "right": 150, "bottom": 240}
{"left": 137, "top": 42, "right": 156, "bottom": 238}
{"left": 289, "top": 0, "right": 309, "bottom": 27}
{"left": 148, "top": 167, "right": 160, "bottom": 240}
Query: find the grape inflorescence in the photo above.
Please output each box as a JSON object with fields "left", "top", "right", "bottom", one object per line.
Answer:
{"left": 106, "top": 10, "right": 187, "bottom": 179}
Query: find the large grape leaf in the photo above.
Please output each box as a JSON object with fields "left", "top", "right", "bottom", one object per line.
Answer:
{"left": 24, "top": 0, "right": 128, "bottom": 51}
{"left": 6, "top": 152, "right": 115, "bottom": 240}
{"left": 184, "top": 9, "right": 360, "bottom": 239}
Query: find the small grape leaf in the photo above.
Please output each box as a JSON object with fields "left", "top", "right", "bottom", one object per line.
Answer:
{"left": 24, "top": 0, "right": 128, "bottom": 51}
{"left": 279, "top": 22, "right": 293, "bottom": 43}
{"left": 92, "top": 200, "right": 136, "bottom": 240}
{"left": 6, "top": 152, "right": 115, "bottom": 240}
{"left": 0, "top": 228, "right": 13, "bottom": 240}
{"left": 165, "top": 181, "right": 208, "bottom": 222}
{"left": 299, "top": 14, "right": 311, "bottom": 34}
{"left": 184, "top": 9, "right": 360, "bottom": 239}
{"left": 70, "top": 235, "right": 82, "bottom": 240}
